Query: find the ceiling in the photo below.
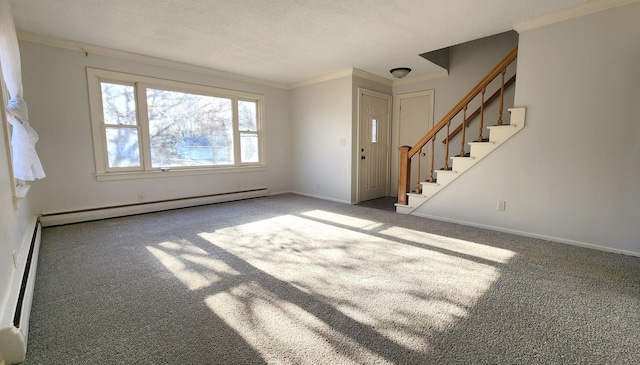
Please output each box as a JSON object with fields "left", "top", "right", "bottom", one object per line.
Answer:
{"left": 10, "top": 0, "right": 588, "bottom": 85}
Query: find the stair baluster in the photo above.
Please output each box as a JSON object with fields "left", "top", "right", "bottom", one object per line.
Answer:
{"left": 429, "top": 136, "right": 435, "bottom": 182}
{"left": 477, "top": 87, "right": 486, "bottom": 142}
{"left": 460, "top": 105, "right": 467, "bottom": 158}
{"left": 444, "top": 120, "right": 451, "bottom": 170}
{"left": 415, "top": 147, "right": 422, "bottom": 193}
{"left": 498, "top": 69, "right": 506, "bottom": 125}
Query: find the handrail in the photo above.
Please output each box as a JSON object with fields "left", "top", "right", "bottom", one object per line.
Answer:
{"left": 442, "top": 74, "right": 516, "bottom": 144}
{"left": 407, "top": 46, "right": 517, "bottom": 159}
{"left": 397, "top": 46, "right": 518, "bottom": 205}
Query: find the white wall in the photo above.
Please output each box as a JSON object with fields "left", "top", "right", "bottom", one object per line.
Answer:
{"left": 289, "top": 76, "right": 353, "bottom": 203}
{"left": 391, "top": 31, "right": 519, "bottom": 195}
{"left": 0, "top": 108, "right": 34, "bottom": 322}
{"left": 414, "top": 3, "right": 640, "bottom": 255}
{"left": 19, "top": 41, "right": 291, "bottom": 215}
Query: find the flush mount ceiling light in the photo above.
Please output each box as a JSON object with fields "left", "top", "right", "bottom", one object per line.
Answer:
{"left": 390, "top": 67, "right": 411, "bottom": 78}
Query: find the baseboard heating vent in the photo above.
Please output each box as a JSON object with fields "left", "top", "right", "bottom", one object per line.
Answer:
{"left": 40, "top": 187, "right": 268, "bottom": 227}
{"left": 0, "top": 218, "right": 41, "bottom": 365}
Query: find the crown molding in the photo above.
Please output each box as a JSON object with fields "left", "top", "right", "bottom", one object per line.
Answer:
{"left": 352, "top": 68, "right": 394, "bottom": 87}
{"left": 289, "top": 68, "right": 393, "bottom": 89}
{"left": 17, "top": 31, "right": 289, "bottom": 89}
{"left": 288, "top": 68, "right": 354, "bottom": 89}
{"left": 513, "top": 0, "right": 640, "bottom": 32}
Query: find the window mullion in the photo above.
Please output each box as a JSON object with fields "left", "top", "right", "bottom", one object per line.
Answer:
{"left": 136, "top": 84, "right": 152, "bottom": 171}
{"left": 232, "top": 96, "right": 241, "bottom": 166}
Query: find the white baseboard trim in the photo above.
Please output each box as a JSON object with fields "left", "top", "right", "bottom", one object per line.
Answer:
{"left": 266, "top": 190, "right": 293, "bottom": 197}
{"left": 40, "top": 188, "right": 268, "bottom": 227}
{"left": 289, "top": 191, "right": 351, "bottom": 205}
{"left": 411, "top": 212, "right": 640, "bottom": 257}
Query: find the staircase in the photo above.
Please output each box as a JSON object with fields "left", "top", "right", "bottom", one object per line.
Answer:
{"left": 396, "top": 107, "right": 525, "bottom": 214}
{"left": 396, "top": 46, "right": 523, "bottom": 214}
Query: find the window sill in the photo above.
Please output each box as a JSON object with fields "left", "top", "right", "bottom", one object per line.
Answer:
{"left": 95, "top": 165, "right": 267, "bottom": 181}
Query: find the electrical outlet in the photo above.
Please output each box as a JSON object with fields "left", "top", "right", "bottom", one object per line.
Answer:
{"left": 339, "top": 138, "right": 346, "bottom": 146}
{"left": 497, "top": 200, "right": 506, "bottom": 211}
{"left": 138, "top": 195, "right": 144, "bottom": 202}
{"left": 12, "top": 250, "right": 18, "bottom": 269}
{"left": 316, "top": 183, "right": 320, "bottom": 190}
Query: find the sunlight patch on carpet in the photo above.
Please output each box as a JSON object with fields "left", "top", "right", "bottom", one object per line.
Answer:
{"left": 379, "top": 226, "right": 515, "bottom": 264}
{"left": 205, "top": 282, "right": 388, "bottom": 364}
{"left": 147, "top": 240, "right": 240, "bottom": 290}
{"left": 301, "top": 210, "right": 384, "bottom": 230}
{"left": 189, "top": 212, "right": 506, "bottom": 360}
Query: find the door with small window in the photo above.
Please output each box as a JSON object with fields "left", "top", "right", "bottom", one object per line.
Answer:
{"left": 358, "top": 89, "right": 391, "bottom": 202}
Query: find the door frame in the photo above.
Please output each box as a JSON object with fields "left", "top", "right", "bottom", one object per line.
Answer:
{"left": 356, "top": 88, "right": 392, "bottom": 204}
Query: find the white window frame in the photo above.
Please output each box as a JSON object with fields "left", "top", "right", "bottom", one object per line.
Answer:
{"left": 87, "top": 68, "right": 266, "bottom": 181}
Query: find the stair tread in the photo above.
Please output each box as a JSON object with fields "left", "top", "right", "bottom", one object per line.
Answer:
{"left": 436, "top": 169, "right": 458, "bottom": 174}
{"left": 488, "top": 124, "right": 516, "bottom": 128}
{"left": 451, "top": 156, "right": 474, "bottom": 160}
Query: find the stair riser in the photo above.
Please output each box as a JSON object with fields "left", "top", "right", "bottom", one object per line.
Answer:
{"left": 488, "top": 125, "right": 518, "bottom": 144}
{"left": 451, "top": 158, "right": 475, "bottom": 171}
{"left": 419, "top": 183, "right": 440, "bottom": 197}
{"left": 434, "top": 172, "right": 457, "bottom": 186}
{"left": 468, "top": 143, "right": 494, "bottom": 159}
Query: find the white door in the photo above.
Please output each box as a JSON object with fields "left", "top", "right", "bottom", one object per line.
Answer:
{"left": 358, "top": 89, "right": 391, "bottom": 202}
{"left": 398, "top": 90, "right": 434, "bottom": 192}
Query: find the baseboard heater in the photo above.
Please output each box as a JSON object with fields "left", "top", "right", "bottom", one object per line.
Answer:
{"left": 0, "top": 218, "right": 41, "bottom": 365}
{"left": 39, "top": 188, "right": 269, "bottom": 227}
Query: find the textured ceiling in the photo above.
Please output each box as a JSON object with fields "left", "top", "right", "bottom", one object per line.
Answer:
{"left": 10, "top": 0, "right": 588, "bottom": 84}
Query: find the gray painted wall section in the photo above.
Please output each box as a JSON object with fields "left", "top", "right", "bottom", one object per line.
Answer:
{"left": 413, "top": 3, "right": 640, "bottom": 255}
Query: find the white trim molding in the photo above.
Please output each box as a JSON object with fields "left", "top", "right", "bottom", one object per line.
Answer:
{"left": 513, "top": 0, "right": 640, "bottom": 32}
{"left": 289, "top": 68, "right": 393, "bottom": 89}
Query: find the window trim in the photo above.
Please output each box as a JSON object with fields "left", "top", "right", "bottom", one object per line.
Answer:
{"left": 87, "top": 68, "right": 266, "bottom": 180}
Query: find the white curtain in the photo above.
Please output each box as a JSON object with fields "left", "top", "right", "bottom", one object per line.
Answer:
{"left": 0, "top": 0, "right": 45, "bottom": 181}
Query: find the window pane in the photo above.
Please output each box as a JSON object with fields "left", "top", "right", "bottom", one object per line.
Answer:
{"left": 101, "top": 83, "right": 137, "bottom": 125}
{"left": 371, "top": 119, "right": 378, "bottom": 143}
{"left": 147, "top": 88, "right": 233, "bottom": 167}
{"left": 240, "top": 133, "right": 259, "bottom": 163}
{"left": 238, "top": 100, "right": 257, "bottom": 131}
{"left": 105, "top": 127, "right": 140, "bottom": 168}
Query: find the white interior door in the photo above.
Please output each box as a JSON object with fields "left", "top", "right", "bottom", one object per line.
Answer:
{"left": 398, "top": 90, "right": 435, "bottom": 192}
{"left": 358, "top": 89, "right": 391, "bottom": 202}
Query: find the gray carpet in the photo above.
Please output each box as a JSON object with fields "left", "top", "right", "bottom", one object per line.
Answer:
{"left": 25, "top": 194, "right": 640, "bottom": 364}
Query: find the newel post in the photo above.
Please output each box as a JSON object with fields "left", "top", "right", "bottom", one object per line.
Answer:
{"left": 398, "top": 145, "right": 412, "bottom": 205}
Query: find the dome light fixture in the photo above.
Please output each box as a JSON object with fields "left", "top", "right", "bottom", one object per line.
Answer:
{"left": 390, "top": 67, "right": 411, "bottom": 79}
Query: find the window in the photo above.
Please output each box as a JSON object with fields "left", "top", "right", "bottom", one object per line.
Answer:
{"left": 87, "top": 68, "right": 265, "bottom": 180}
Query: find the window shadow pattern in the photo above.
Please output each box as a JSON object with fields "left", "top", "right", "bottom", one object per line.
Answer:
{"left": 27, "top": 194, "right": 640, "bottom": 364}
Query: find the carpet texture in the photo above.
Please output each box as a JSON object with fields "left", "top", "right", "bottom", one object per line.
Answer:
{"left": 25, "top": 194, "right": 640, "bottom": 364}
